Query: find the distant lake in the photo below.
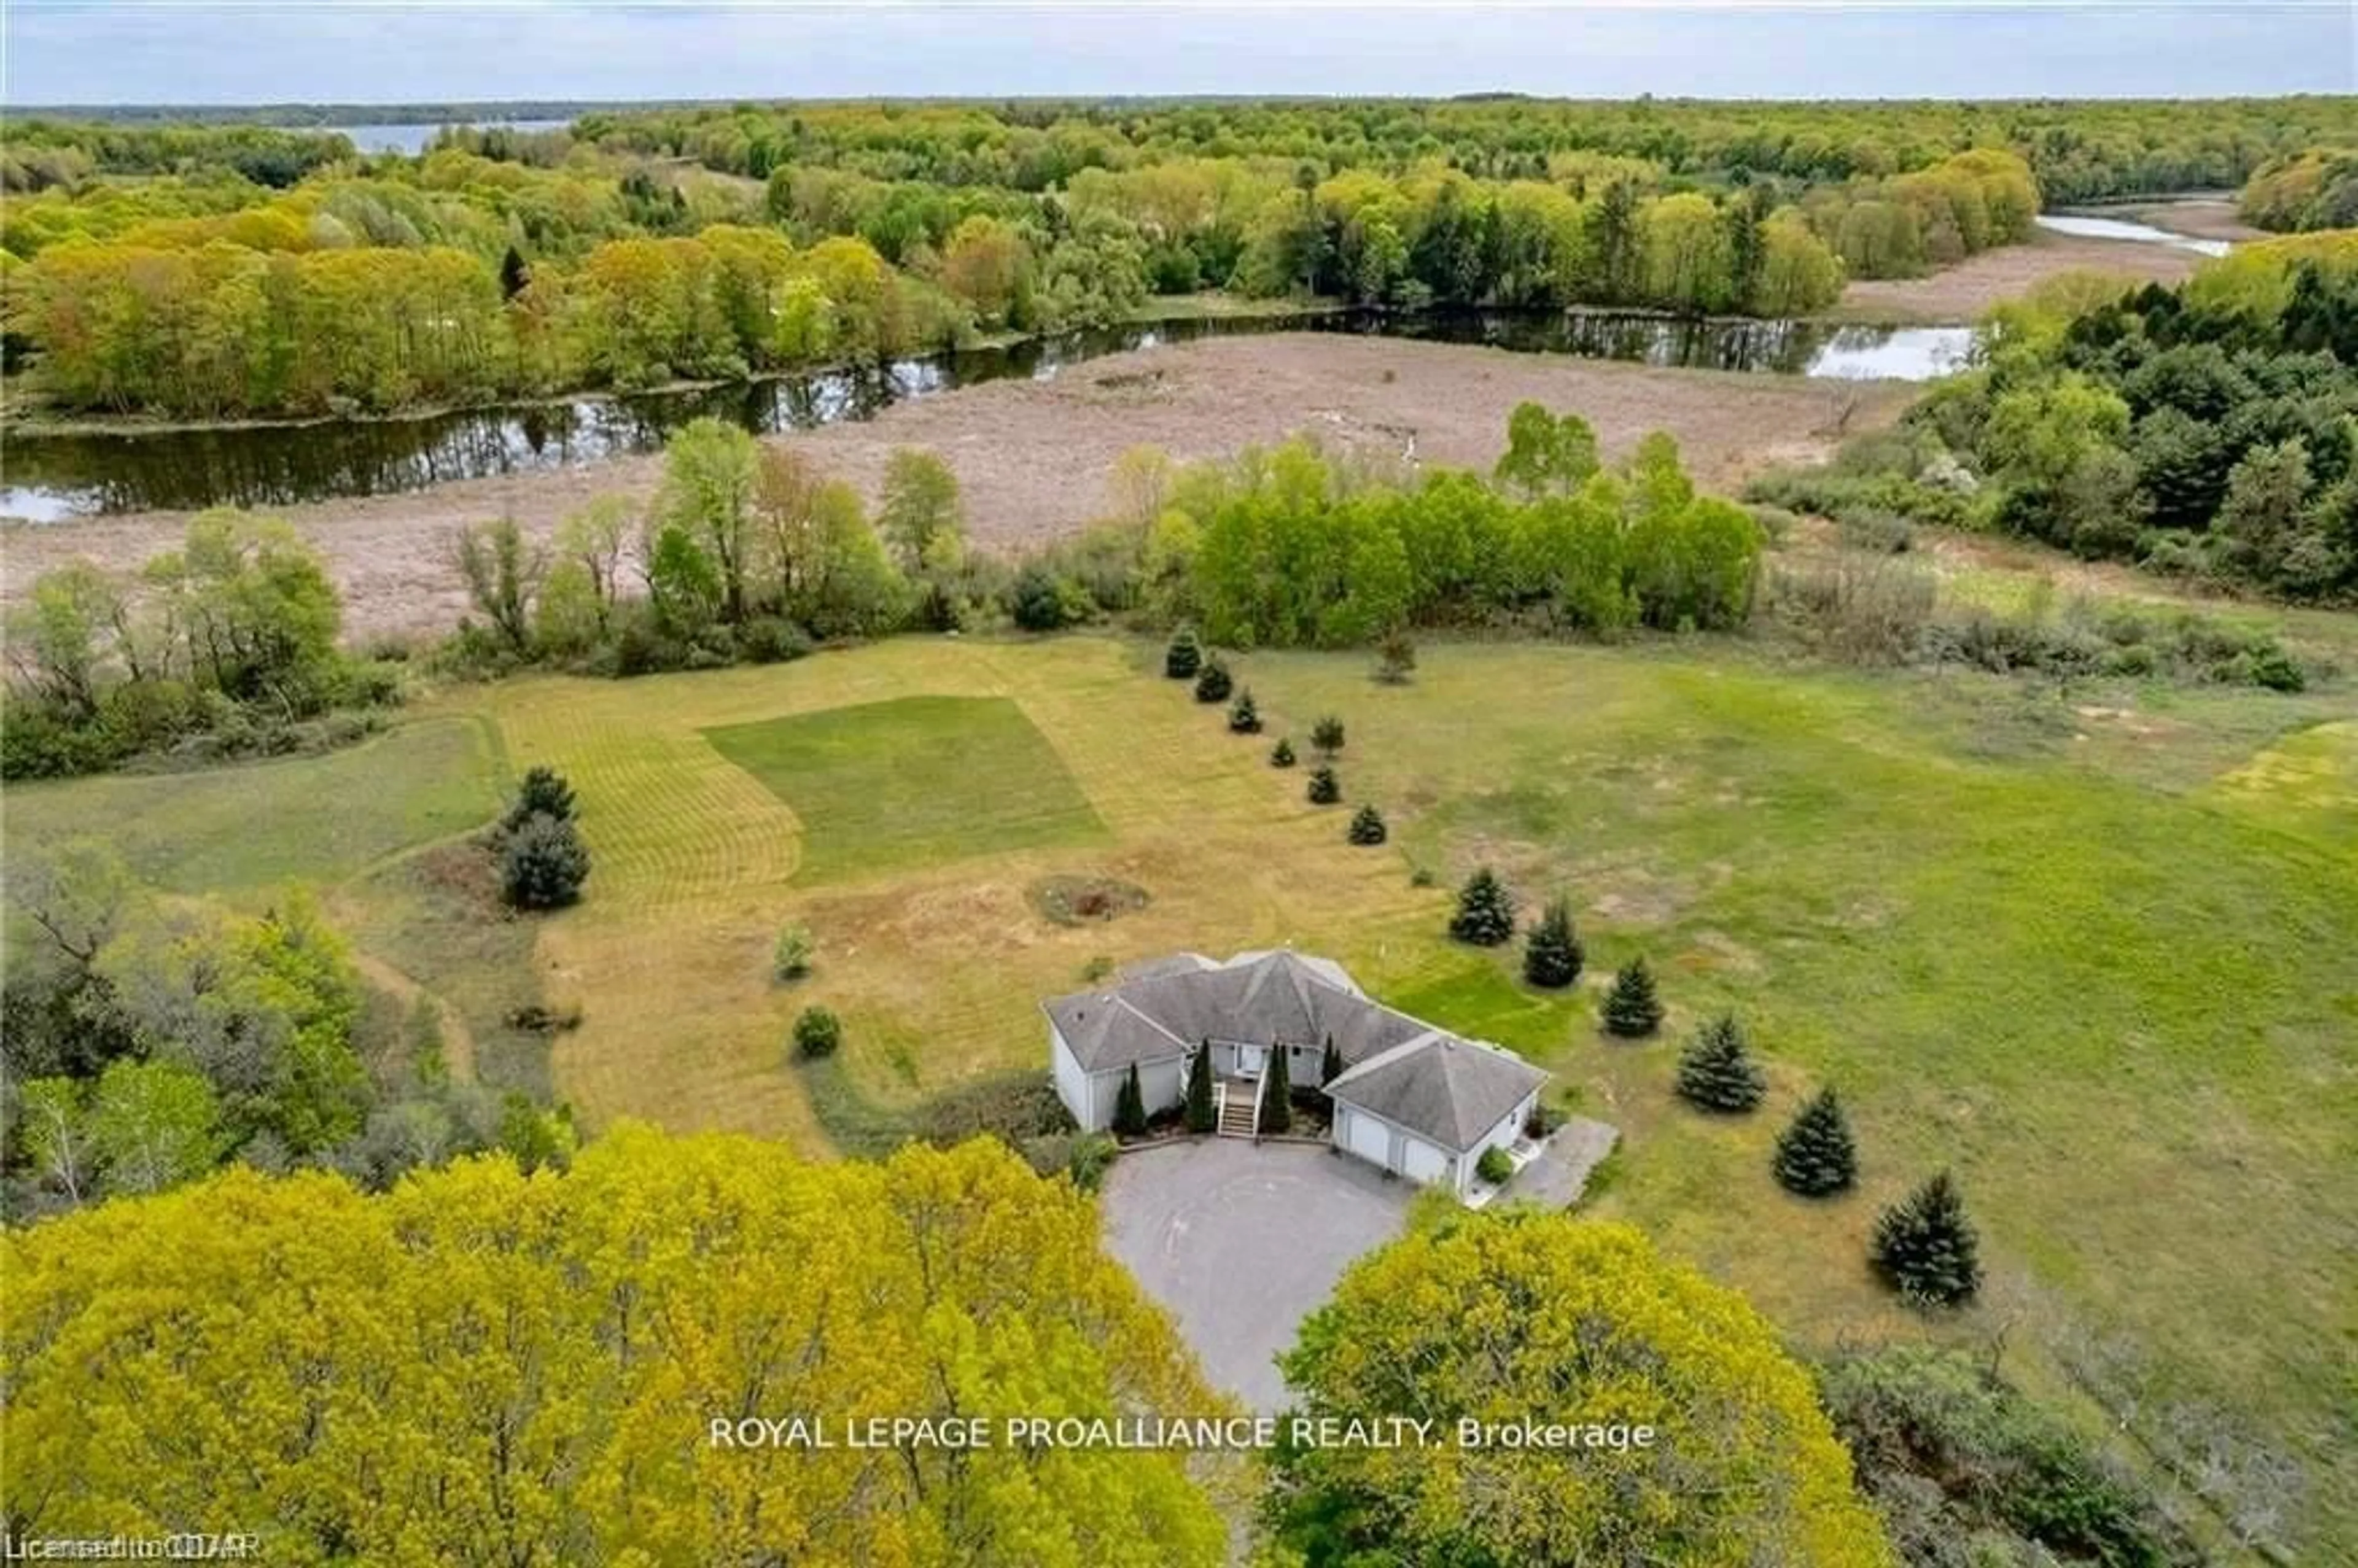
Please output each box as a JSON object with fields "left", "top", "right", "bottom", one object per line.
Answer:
{"left": 330, "top": 119, "right": 572, "bottom": 155}
{"left": 1, "top": 310, "right": 1976, "bottom": 522}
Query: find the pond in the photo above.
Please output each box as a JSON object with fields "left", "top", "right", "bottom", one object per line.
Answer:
{"left": 0, "top": 309, "right": 1975, "bottom": 521}
{"left": 329, "top": 120, "right": 574, "bottom": 155}
{"left": 2033, "top": 212, "right": 2233, "bottom": 258}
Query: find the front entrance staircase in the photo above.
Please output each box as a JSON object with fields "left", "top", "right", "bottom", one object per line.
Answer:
{"left": 1215, "top": 1077, "right": 1260, "bottom": 1139}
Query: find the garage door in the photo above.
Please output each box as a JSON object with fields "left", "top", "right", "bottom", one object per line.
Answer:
{"left": 1402, "top": 1137, "right": 1450, "bottom": 1186}
{"left": 1344, "top": 1108, "right": 1391, "bottom": 1167}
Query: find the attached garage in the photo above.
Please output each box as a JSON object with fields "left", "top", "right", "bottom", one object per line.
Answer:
{"left": 1401, "top": 1136, "right": 1452, "bottom": 1186}
{"left": 1341, "top": 1105, "right": 1392, "bottom": 1167}
{"left": 1326, "top": 1030, "right": 1549, "bottom": 1194}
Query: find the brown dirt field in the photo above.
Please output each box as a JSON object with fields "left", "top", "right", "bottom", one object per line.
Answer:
{"left": 2, "top": 333, "right": 1909, "bottom": 640}
{"left": 1833, "top": 227, "right": 2203, "bottom": 324}
{"left": 2082, "top": 196, "right": 2262, "bottom": 244}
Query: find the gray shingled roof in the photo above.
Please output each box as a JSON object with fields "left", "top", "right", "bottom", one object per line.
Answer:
{"left": 1325, "top": 1033, "right": 1549, "bottom": 1152}
{"left": 1044, "top": 952, "right": 1547, "bottom": 1147}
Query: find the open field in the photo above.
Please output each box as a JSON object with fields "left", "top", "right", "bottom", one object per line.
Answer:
{"left": 1, "top": 335, "right": 1907, "bottom": 640}
{"left": 10, "top": 584, "right": 2356, "bottom": 1547}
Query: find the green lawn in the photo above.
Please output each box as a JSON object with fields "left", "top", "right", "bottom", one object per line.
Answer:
{"left": 4, "top": 716, "right": 503, "bottom": 898}
{"left": 703, "top": 694, "right": 1109, "bottom": 884}
{"left": 10, "top": 632, "right": 2354, "bottom": 1555}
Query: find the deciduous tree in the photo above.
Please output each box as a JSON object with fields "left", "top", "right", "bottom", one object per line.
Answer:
{"left": 1269, "top": 1210, "right": 1894, "bottom": 1566}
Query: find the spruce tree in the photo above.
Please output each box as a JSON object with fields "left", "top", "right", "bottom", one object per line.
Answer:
{"left": 1448, "top": 867, "right": 1516, "bottom": 946}
{"left": 1306, "top": 766, "right": 1341, "bottom": 805}
{"left": 1320, "top": 1034, "right": 1342, "bottom": 1089}
{"left": 1522, "top": 897, "right": 1584, "bottom": 988}
{"left": 1311, "top": 715, "right": 1346, "bottom": 758}
{"left": 1773, "top": 1088, "right": 1858, "bottom": 1197}
{"left": 1164, "top": 626, "right": 1202, "bottom": 680}
{"left": 1347, "top": 805, "right": 1387, "bottom": 845}
{"left": 1601, "top": 958, "right": 1663, "bottom": 1038}
{"left": 1194, "top": 657, "right": 1232, "bottom": 704}
{"left": 1184, "top": 1041, "right": 1215, "bottom": 1134}
{"left": 1258, "top": 1046, "right": 1293, "bottom": 1136}
{"left": 1228, "top": 689, "right": 1263, "bottom": 733}
{"left": 1270, "top": 737, "right": 1297, "bottom": 768}
{"left": 501, "top": 765, "right": 578, "bottom": 835}
{"left": 500, "top": 814, "right": 591, "bottom": 910}
{"left": 1870, "top": 1171, "right": 1981, "bottom": 1306}
{"left": 1113, "top": 1062, "right": 1148, "bottom": 1138}
{"left": 1675, "top": 1014, "right": 1767, "bottom": 1112}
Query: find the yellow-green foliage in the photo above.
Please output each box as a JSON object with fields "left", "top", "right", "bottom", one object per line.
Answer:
{"left": 2182, "top": 229, "right": 2358, "bottom": 328}
{"left": 1, "top": 1128, "right": 1229, "bottom": 1566}
{"left": 1273, "top": 1211, "right": 1894, "bottom": 1566}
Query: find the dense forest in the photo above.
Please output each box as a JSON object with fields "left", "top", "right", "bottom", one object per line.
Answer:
{"left": 1754, "top": 233, "right": 2358, "bottom": 602}
{"left": 2241, "top": 147, "right": 2358, "bottom": 233}
{"left": 4, "top": 98, "right": 2351, "bottom": 420}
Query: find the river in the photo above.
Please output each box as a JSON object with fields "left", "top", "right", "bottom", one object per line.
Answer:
{"left": 0, "top": 310, "right": 1972, "bottom": 521}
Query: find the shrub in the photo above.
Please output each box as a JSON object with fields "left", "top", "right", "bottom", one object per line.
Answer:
{"left": 1346, "top": 805, "right": 1387, "bottom": 845}
{"left": 792, "top": 1006, "right": 842, "bottom": 1061}
{"left": 1522, "top": 897, "right": 1584, "bottom": 988}
{"left": 1010, "top": 564, "right": 1087, "bottom": 632}
{"left": 1523, "top": 1100, "right": 1567, "bottom": 1139}
{"left": 1870, "top": 1171, "right": 1982, "bottom": 1306}
{"left": 1113, "top": 1062, "right": 1148, "bottom": 1137}
{"left": 1675, "top": 1014, "right": 1767, "bottom": 1112}
{"left": 1475, "top": 1145, "right": 1514, "bottom": 1186}
{"left": 1310, "top": 715, "right": 1346, "bottom": 756}
{"left": 1227, "top": 688, "right": 1262, "bottom": 733}
{"left": 1374, "top": 629, "right": 1417, "bottom": 685}
{"left": 1773, "top": 1088, "right": 1858, "bottom": 1197}
{"left": 1193, "top": 656, "right": 1232, "bottom": 703}
{"left": 1819, "top": 1346, "right": 2195, "bottom": 1567}
{"left": 1448, "top": 867, "right": 1515, "bottom": 946}
{"left": 1320, "top": 1037, "right": 1342, "bottom": 1088}
{"left": 1306, "top": 766, "right": 1341, "bottom": 805}
{"left": 1164, "top": 626, "right": 1202, "bottom": 680}
{"left": 1601, "top": 958, "right": 1663, "bottom": 1038}
{"left": 1269, "top": 737, "right": 1296, "bottom": 767}
{"left": 500, "top": 813, "right": 591, "bottom": 910}
{"left": 1065, "top": 1131, "right": 1119, "bottom": 1192}
{"left": 771, "top": 925, "right": 814, "bottom": 983}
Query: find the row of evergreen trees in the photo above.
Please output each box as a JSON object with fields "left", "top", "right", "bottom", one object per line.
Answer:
{"left": 1446, "top": 860, "right": 1977, "bottom": 1307}
{"left": 1171, "top": 629, "right": 1390, "bottom": 847}
{"left": 1667, "top": 1009, "right": 1979, "bottom": 1306}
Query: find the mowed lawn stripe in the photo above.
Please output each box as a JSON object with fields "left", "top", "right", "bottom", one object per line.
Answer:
{"left": 703, "top": 694, "right": 1108, "bottom": 885}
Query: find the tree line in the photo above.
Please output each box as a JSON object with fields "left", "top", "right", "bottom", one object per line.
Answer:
{"left": 1757, "top": 233, "right": 2358, "bottom": 603}
{"left": 0, "top": 96, "right": 2251, "bottom": 422}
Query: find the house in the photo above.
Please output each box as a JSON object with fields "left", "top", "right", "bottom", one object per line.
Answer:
{"left": 1043, "top": 950, "right": 1547, "bottom": 1196}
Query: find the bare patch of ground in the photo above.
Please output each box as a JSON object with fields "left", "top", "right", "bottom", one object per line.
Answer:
{"left": 2081, "top": 196, "right": 2261, "bottom": 244}
{"left": 3, "top": 334, "right": 1907, "bottom": 641}
{"left": 1832, "top": 228, "right": 2202, "bottom": 324}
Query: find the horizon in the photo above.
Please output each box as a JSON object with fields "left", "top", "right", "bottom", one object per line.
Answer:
{"left": 6, "top": 2, "right": 2351, "bottom": 106}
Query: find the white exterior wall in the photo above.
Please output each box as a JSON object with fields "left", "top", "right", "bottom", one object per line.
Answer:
{"left": 1139, "top": 1056, "right": 1186, "bottom": 1118}
{"left": 1051, "top": 1027, "right": 1099, "bottom": 1130}
{"left": 1455, "top": 1090, "right": 1542, "bottom": 1194}
{"left": 1054, "top": 1028, "right": 1189, "bottom": 1133}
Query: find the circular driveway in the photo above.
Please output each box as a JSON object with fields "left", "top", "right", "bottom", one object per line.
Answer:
{"left": 1100, "top": 1138, "right": 1412, "bottom": 1413}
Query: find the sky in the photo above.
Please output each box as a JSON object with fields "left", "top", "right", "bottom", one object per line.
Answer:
{"left": 5, "top": 2, "right": 2351, "bottom": 107}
